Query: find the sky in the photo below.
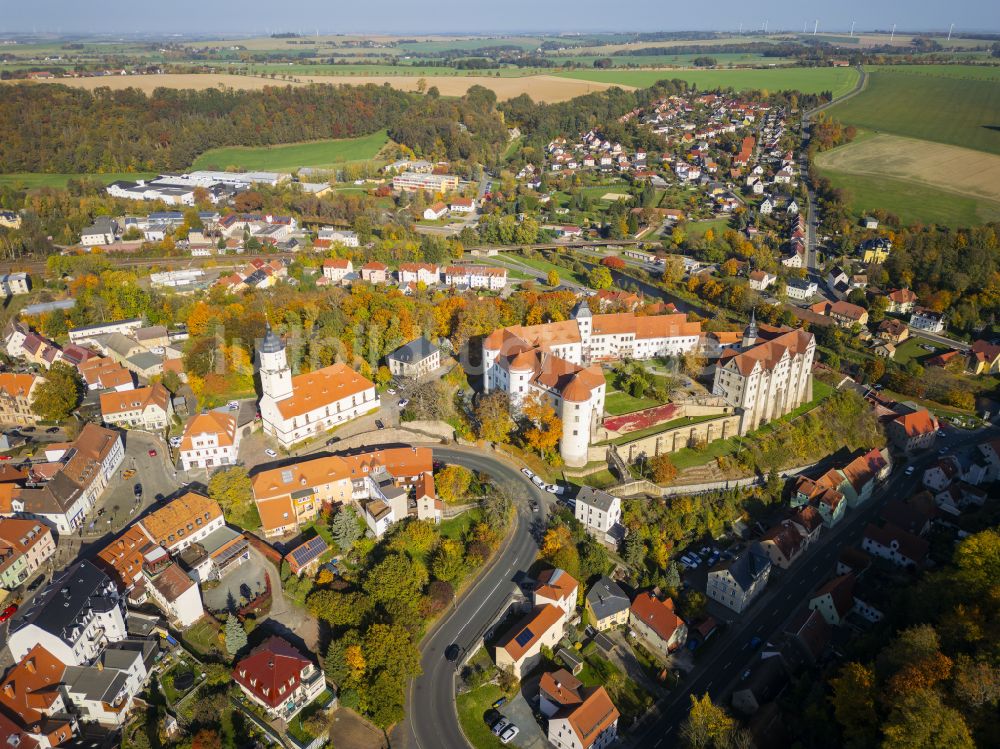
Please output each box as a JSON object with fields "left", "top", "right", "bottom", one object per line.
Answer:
{"left": 2, "top": 0, "right": 998, "bottom": 35}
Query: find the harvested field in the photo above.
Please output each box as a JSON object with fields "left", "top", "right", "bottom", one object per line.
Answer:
{"left": 601, "top": 192, "right": 631, "bottom": 201}
{"left": 816, "top": 133, "right": 1000, "bottom": 203}
{"left": 7, "top": 72, "right": 627, "bottom": 102}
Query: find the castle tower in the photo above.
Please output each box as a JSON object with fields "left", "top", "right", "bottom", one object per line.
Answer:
{"left": 259, "top": 324, "right": 293, "bottom": 401}
{"left": 742, "top": 309, "right": 759, "bottom": 349}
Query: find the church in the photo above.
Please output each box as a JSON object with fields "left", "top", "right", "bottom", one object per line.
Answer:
{"left": 258, "top": 326, "right": 380, "bottom": 448}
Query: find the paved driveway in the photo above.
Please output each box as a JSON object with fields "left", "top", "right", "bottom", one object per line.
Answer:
{"left": 201, "top": 555, "right": 267, "bottom": 613}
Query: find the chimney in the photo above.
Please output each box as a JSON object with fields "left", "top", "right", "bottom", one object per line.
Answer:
{"left": 3, "top": 683, "right": 14, "bottom": 698}
{"left": 24, "top": 658, "right": 36, "bottom": 674}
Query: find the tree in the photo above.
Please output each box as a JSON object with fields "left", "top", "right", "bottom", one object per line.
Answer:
{"left": 650, "top": 453, "right": 678, "bottom": 485}
{"left": 331, "top": 507, "right": 363, "bottom": 552}
{"left": 680, "top": 693, "right": 735, "bottom": 749}
{"left": 547, "top": 269, "right": 560, "bottom": 287}
{"left": 881, "top": 689, "right": 974, "bottom": 749}
{"left": 475, "top": 391, "right": 516, "bottom": 444}
{"left": 31, "top": 362, "right": 83, "bottom": 421}
{"left": 521, "top": 391, "right": 563, "bottom": 458}
{"left": 829, "top": 662, "right": 879, "bottom": 748}
{"left": 208, "top": 466, "right": 253, "bottom": 516}
{"left": 588, "top": 266, "right": 613, "bottom": 290}
{"left": 307, "top": 589, "right": 370, "bottom": 629}
{"left": 224, "top": 615, "right": 247, "bottom": 655}
{"left": 436, "top": 465, "right": 473, "bottom": 504}
{"left": 431, "top": 538, "right": 467, "bottom": 583}
{"left": 363, "top": 552, "right": 428, "bottom": 611}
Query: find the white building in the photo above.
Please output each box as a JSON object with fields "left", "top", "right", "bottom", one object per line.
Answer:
{"left": 258, "top": 326, "right": 380, "bottom": 448}
{"left": 0, "top": 272, "right": 31, "bottom": 297}
{"left": 483, "top": 301, "right": 701, "bottom": 466}
{"left": 68, "top": 318, "right": 143, "bottom": 344}
{"left": 785, "top": 279, "right": 817, "bottom": 300}
{"left": 99, "top": 383, "right": 173, "bottom": 432}
{"left": 386, "top": 337, "right": 440, "bottom": 379}
{"left": 7, "top": 560, "right": 127, "bottom": 666}
{"left": 179, "top": 411, "right": 242, "bottom": 471}
{"left": 574, "top": 486, "right": 622, "bottom": 543}
{"left": 706, "top": 543, "right": 771, "bottom": 613}
{"left": 392, "top": 172, "right": 459, "bottom": 192}
{"left": 61, "top": 644, "right": 152, "bottom": 727}
{"left": 712, "top": 319, "right": 815, "bottom": 434}
{"left": 317, "top": 227, "right": 359, "bottom": 247}
{"left": 398, "top": 262, "right": 440, "bottom": 286}
{"left": 322, "top": 258, "right": 354, "bottom": 284}
{"left": 909, "top": 307, "right": 946, "bottom": 334}
{"left": 442, "top": 265, "right": 507, "bottom": 290}
{"left": 233, "top": 637, "right": 327, "bottom": 722}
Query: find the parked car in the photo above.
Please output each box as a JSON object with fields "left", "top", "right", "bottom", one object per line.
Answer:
{"left": 326, "top": 437, "right": 340, "bottom": 446}
{"left": 227, "top": 400, "right": 239, "bottom": 410}
{"left": 491, "top": 697, "right": 507, "bottom": 710}
{"left": 45, "top": 427, "right": 60, "bottom": 434}
{"left": 0, "top": 604, "right": 18, "bottom": 622}
{"left": 500, "top": 725, "right": 519, "bottom": 744}
{"left": 491, "top": 720, "right": 509, "bottom": 737}
{"left": 904, "top": 466, "right": 915, "bottom": 476}
{"left": 398, "top": 399, "right": 410, "bottom": 408}
{"left": 0, "top": 456, "right": 10, "bottom": 462}
{"left": 147, "top": 449, "right": 157, "bottom": 457}
{"left": 375, "top": 420, "right": 385, "bottom": 430}
{"left": 520, "top": 468, "right": 535, "bottom": 479}
{"left": 748, "top": 636, "right": 763, "bottom": 649}
{"left": 531, "top": 475, "right": 546, "bottom": 489}
{"left": 545, "top": 483, "right": 566, "bottom": 495}
{"left": 27, "top": 576, "right": 45, "bottom": 592}
{"left": 387, "top": 388, "right": 397, "bottom": 395}
{"left": 264, "top": 449, "right": 278, "bottom": 458}
{"left": 133, "top": 484, "right": 143, "bottom": 499}
{"left": 21, "top": 427, "right": 34, "bottom": 433}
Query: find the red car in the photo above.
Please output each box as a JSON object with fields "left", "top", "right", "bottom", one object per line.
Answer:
{"left": 0, "top": 603, "right": 18, "bottom": 622}
{"left": 148, "top": 449, "right": 157, "bottom": 457}
{"left": 0, "top": 455, "right": 10, "bottom": 461}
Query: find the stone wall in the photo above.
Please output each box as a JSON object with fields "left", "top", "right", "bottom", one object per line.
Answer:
{"left": 331, "top": 420, "right": 454, "bottom": 451}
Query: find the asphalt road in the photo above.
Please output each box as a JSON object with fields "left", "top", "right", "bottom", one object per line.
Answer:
{"left": 407, "top": 445, "right": 550, "bottom": 749}
{"left": 629, "top": 424, "right": 997, "bottom": 748}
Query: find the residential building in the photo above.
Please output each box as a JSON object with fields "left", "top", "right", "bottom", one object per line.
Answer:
{"left": 258, "top": 325, "right": 379, "bottom": 449}
{"left": 60, "top": 644, "right": 152, "bottom": 728}
{"left": 574, "top": 486, "right": 622, "bottom": 544}
{"left": 232, "top": 637, "right": 326, "bottom": 722}
{"left": 397, "top": 262, "right": 439, "bottom": 285}
{"left": 792, "top": 470, "right": 847, "bottom": 527}
{"left": 0, "top": 372, "right": 43, "bottom": 426}
{"left": 450, "top": 197, "right": 476, "bottom": 213}
{"left": 0, "top": 272, "right": 31, "bottom": 297}
{"left": 78, "top": 357, "right": 135, "bottom": 391}
{"left": 251, "top": 447, "right": 434, "bottom": 537}
{"left": 887, "top": 408, "right": 938, "bottom": 453}
{"left": 99, "top": 384, "right": 172, "bottom": 431}
{"left": 285, "top": 536, "right": 329, "bottom": 577}
{"left": 628, "top": 591, "right": 687, "bottom": 658}
{"left": 442, "top": 265, "right": 507, "bottom": 291}
{"left": 7, "top": 560, "right": 127, "bottom": 666}
{"left": 860, "top": 238, "right": 891, "bottom": 264}
{"left": 495, "top": 603, "right": 566, "bottom": 679}
{"left": 0, "top": 518, "right": 55, "bottom": 589}
{"left": 386, "top": 337, "right": 440, "bottom": 379}
{"left": 748, "top": 270, "right": 776, "bottom": 291}
{"left": 809, "top": 300, "right": 868, "bottom": 328}
{"left": 178, "top": 411, "right": 241, "bottom": 471}
{"left": 731, "top": 655, "right": 788, "bottom": 716}
{"left": 140, "top": 553, "right": 204, "bottom": 627}
{"left": 13, "top": 424, "right": 124, "bottom": 534}
{"left": 808, "top": 573, "right": 858, "bottom": 626}
{"left": 909, "top": 307, "right": 946, "bottom": 333}
{"left": 876, "top": 319, "right": 909, "bottom": 345}
{"left": 837, "top": 447, "right": 891, "bottom": 507}
{"left": 968, "top": 339, "right": 1000, "bottom": 375}
{"left": 80, "top": 217, "right": 117, "bottom": 246}
{"left": 585, "top": 576, "right": 630, "bottom": 631}
{"left": 423, "top": 201, "right": 448, "bottom": 220}
{"left": 758, "top": 520, "right": 806, "bottom": 569}
{"left": 861, "top": 523, "right": 929, "bottom": 569}
{"left": 712, "top": 321, "right": 815, "bottom": 434}
{"left": 534, "top": 568, "right": 579, "bottom": 621}
{"left": 316, "top": 227, "right": 359, "bottom": 247}
{"left": 706, "top": 543, "right": 771, "bottom": 613}
{"left": 0, "top": 645, "right": 77, "bottom": 747}
{"left": 886, "top": 288, "right": 917, "bottom": 314}
{"left": 360, "top": 261, "right": 389, "bottom": 284}
{"left": 484, "top": 301, "right": 701, "bottom": 465}
{"left": 546, "top": 681, "right": 619, "bottom": 749}
{"left": 322, "top": 258, "right": 354, "bottom": 284}
{"left": 176, "top": 525, "right": 250, "bottom": 583}
{"left": 138, "top": 491, "right": 225, "bottom": 554}
{"left": 783, "top": 608, "right": 831, "bottom": 664}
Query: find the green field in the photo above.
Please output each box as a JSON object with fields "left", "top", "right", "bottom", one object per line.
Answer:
{"left": 814, "top": 166, "right": 1000, "bottom": 226}
{"left": 0, "top": 171, "right": 157, "bottom": 189}
{"left": 559, "top": 66, "right": 860, "bottom": 97}
{"left": 191, "top": 130, "right": 389, "bottom": 171}
{"left": 552, "top": 53, "right": 798, "bottom": 68}
{"left": 828, "top": 66, "right": 1000, "bottom": 155}
{"left": 456, "top": 683, "right": 506, "bottom": 749}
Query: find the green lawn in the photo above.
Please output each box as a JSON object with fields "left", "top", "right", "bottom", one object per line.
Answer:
{"left": 456, "top": 683, "right": 506, "bottom": 749}
{"left": 813, "top": 166, "right": 1000, "bottom": 226}
{"left": 181, "top": 618, "right": 224, "bottom": 660}
{"left": 577, "top": 644, "right": 652, "bottom": 726}
{"left": 440, "top": 508, "right": 483, "bottom": 541}
{"left": 191, "top": 130, "right": 389, "bottom": 172}
{"left": 508, "top": 253, "right": 588, "bottom": 286}
{"left": 557, "top": 66, "right": 860, "bottom": 97}
{"left": 891, "top": 337, "right": 949, "bottom": 366}
{"left": 0, "top": 171, "right": 156, "bottom": 188}
{"left": 286, "top": 688, "right": 335, "bottom": 744}
{"left": 829, "top": 67, "right": 1000, "bottom": 155}
{"left": 567, "top": 468, "right": 620, "bottom": 490}
{"left": 604, "top": 390, "right": 663, "bottom": 415}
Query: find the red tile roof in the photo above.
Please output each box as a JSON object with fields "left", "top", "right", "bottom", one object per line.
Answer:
{"left": 232, "top": 636, "right": 314, "bottom": 709}
{"left": 629, "top": 591, "right": 685, "bottom": 643}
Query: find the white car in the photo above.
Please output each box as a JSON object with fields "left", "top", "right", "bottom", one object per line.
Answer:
{"left": 264, "top": 449, "right": 278, "bottom": 458}
{"left": 521, "top": 468, "right": 535, "bottom": 479}
{"left": 499, "top": 725, "right": 519, "bottom": 744}
{"left": 531, "top": 475, "right": 546, "bottom": 489}
{"left": 398, "top": 399, "right": 409, "bottom": 408}
{"left": 387, "top": 388, "right": 397, "bottom": 395}
{"left": 904, "top": 466, "right": 915, "bottom": 475}
{"left": 227, "top": 400, "right": 239, "bottom": 410}
{"left": 545, "top": 483, "right": 566, "bottom": 495}
{"left": 168, "top": 436, "right": 182, "bottom": 448}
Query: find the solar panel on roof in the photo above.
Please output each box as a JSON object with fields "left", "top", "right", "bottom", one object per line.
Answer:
{"left": 514, "top": 628, "right": 534, "bottom": 648}
{"left": 290, "top": 536, "right": 328, "bottom": 567}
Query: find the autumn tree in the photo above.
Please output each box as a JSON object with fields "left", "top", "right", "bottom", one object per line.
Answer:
{"left": 208, "top": 466, "right": 253, "bottom": 518}
{"left": 431, "top": 538, "right": 467, "bottom": 583}
{"left": 547, "top": 269, "right": 560, "bottom": 287}
{"left": 680, "top": 693, "right": 735, "bottom": 749}
{"left": 649, "top": 453, "right": 678, "bottom": 485}
{"left": 539, "top": 524, "right": 581, "bottom": 581}
{"left": 475, "top": 391, "right": 516, "bottom": 444}
{"left": 830, "top": 662, "right": 879, "bottom": 748}
{"left": 436, "top": 465, "right": 473, "bottom": 503}
{"left": 521, "top": 391, "right": 563, "bottom": 459}
{"left": 31, "top": 362, "right": 84, "bottom": 421}
{"left": 588, "top": 265, "right": 613, "bottom": 290}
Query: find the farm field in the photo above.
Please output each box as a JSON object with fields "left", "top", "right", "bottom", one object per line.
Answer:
{"left": 558, "top": 66, "right": 860, "bottom": 97}
{"left": 191, "top": 130, "right": 390, "bottom": 171}
{"left": 0, "top": 171, "right": 156, "bottom": 188}
{"left": 815, "top": 132, "right": 1000, "bottom": 225}
{"left": 827, "top": 66, "right": 1000, "bottom": 155}
{"left": 8, "top": 72, "right": 625, "bottom": 102}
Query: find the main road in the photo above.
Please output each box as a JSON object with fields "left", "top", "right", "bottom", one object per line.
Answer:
{"left": 407, "top": 445, "right": 550, "bottom": 749}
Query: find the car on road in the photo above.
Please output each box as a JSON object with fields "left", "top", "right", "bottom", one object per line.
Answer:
{"left": 530, "top": 500, "right": 540, "bottom": 512}
{"left": 0, "top": 456, "right": 10, "bottom": 461}
{"left": 741, "top": 668, "right": 751, "bottom": 681}
{"left": 264, "top": 449, "right": 278, "bottom": 458}
{"left": 122, "top": 468, "right": 136, "bottom": 479}
{"left": 147, "top": 449, "right": 157, "bottom": 457}
{"left": 375, "top": 420, "right": 385, "bottom": 429}
{"left": 0, "top": 604, "right": 17, "bottom": 622}
{"left": 544, "top": 483, "right": 566, "bottom": 495}
{"left": 938, "top": 447, "right": 948, "bottom": 455}
{"left": 326, "top": 437, "right": 340, "bottom": 446}
{"left": 398, "top": 399, "right": 409, "bottom": 408}
{"left": 904, "top": 466, "right": 915, "bottom": 476}
{"left": 531, "top": 475, "right": 546, "bottom": 489}
{"left": 227, "top": 400, "right": 239, "bottom": 410}
{"left": 21, "top": 427, "right": 34, "bottom": 433}
{"left": 937, "top": 430, "right": 946, "bottom": 438}
{"left": 748, "top": 636, "right": 763, "bottom": 649}
{"left": 499, "top": 725, "right": 519, "bottom": 744}
{"left": 45, "top": 427, "right": 60, "bottom": 434}
{"left": 133, "top": 484, "right": 143, "bottom": 499}
{"left": 491, "top": 697, "right": 507, "bottom": 710}
{"left": 520, "top": 468, "right": 535, "bottom": 479}
{"left": 445, "top": 644, "right": 461, "bottom": 662}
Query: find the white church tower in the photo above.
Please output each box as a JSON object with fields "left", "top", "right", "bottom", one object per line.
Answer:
{"left": 259, "top": 324, "right": 293, "bottom": 401}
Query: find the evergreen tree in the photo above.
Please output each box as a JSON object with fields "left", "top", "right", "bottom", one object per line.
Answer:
{"left": 224, "top": 615, "right": 247, "bottom": 655}
{"left": 331, "top": 507, "right": 362, "bottom": 552}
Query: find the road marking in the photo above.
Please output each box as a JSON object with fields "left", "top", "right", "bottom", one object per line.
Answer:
{"left": 724, "top": 661, "right": 731, "bottom": 669}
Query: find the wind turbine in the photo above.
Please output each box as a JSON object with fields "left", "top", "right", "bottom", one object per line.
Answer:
{"left": 948, "top": 23, "right": 955, "bottom": 40}
{"left": 813, "top": 20, "right": 818, "bottom": 36}
{"left": 850, "top": 21, "right": 856, "bottom": 37}
{"left": 890, "top": 24, "right": 896, "bottom": 42}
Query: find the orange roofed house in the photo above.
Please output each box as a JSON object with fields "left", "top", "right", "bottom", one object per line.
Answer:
{"left": 251, "top": 446, "right": 437, "bottom": 538}
{"left": 628, "top": 591, "right": 687, "bottom": 658}
{"left": 0, "top": 644, "right": 76, "bottom": 747}
{"left": 888, "top": 408, "right": 938, "bottom": 454}
{"left": 482, "top": 299, "right": 701, "bottom": 466}
{"left": 232, "top": 636, "right": 326, "bottom": 722}
{"left": 178, "top": 411, "right": 241, "bottom": 471}
{"left": 0, "top": 372, "right": 44, "bottom": 427}
{"left": 540, "top": 669, "right": 620, "bottom": 749}
{"left": 257, "top": 325, "right": 379, "bottom": 449}
{"left": 99, "top": 383, "right": 172, "bottom": 432}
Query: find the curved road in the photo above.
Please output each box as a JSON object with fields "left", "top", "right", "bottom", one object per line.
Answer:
{"left": 407, "top": 445, "right": 550, "bottom": 749}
